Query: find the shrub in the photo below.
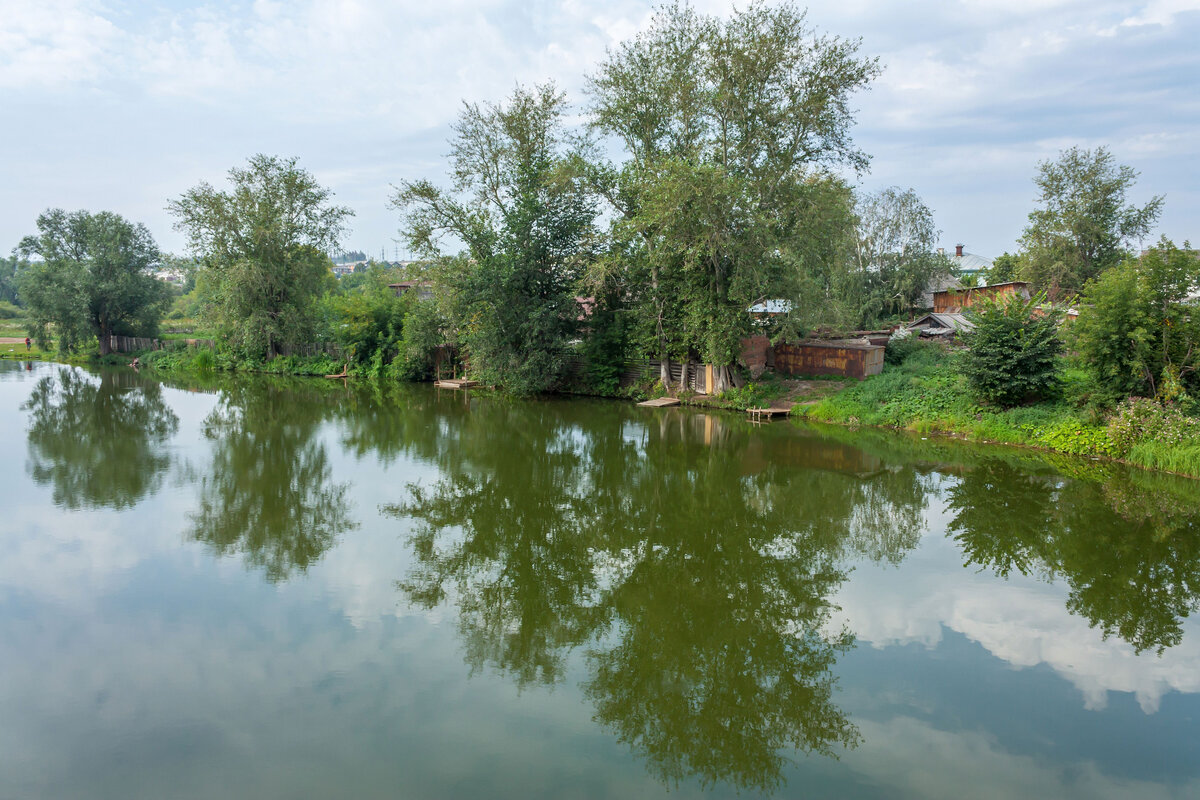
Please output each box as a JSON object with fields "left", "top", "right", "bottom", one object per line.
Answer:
{"left": 884, "top": 332, "right": 924, "bottom": 365}
{"left": 1106, "top": 397, "right": 1200, "bottom": 455}
{"left": 960, "top": 293, "right": 1062, "bottom": 407}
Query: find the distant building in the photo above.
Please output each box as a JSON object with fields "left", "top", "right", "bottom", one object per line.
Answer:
{"left": 934, "top": 281, "right": 1032, "bottom": 313}
{"left": 389, "top": 281, "right": 434, "bottom": 300}
{"left": 942, "top": 244, "right": 993, "bottom": 279}
{"left": 919, "top": 245, "right": 996, "bottom": 307}
{"left": 331, "top": 265, "right": 356, "bottom": 277}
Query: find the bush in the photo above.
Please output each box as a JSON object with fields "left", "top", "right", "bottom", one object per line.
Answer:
{"left": 884, "top": 332, "right": 924, "bottom": 365}
{"left": 0, "top": 301, "right": 23, "bottom": 319}
{"left": 960, "top": 293, "right": 1062, "bottom": 407}
{"left": 1106, "top": 397, "right": 1200, "bottom": 455}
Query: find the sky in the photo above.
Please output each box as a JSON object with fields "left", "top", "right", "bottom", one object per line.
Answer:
{"left": 2, "top": 0, "right": 1198, "bottom": 261}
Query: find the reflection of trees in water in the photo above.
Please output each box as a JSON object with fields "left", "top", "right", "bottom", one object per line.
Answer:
{"left": 388, "top": 405, "right": 934, "bottom": 791}
{"left": 948, "top": 460, "right": 1200, "bottom": 654}
{"left": 190, "top": 380, "right": 357, "bottom": 582}
{"left": 23, "top": 368, "right": 179, "bottom": 509}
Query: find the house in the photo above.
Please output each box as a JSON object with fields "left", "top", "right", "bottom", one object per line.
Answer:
{"left": 941, "top": 244, "right": 993, "bottom": 280}
{"left": 933, "top": 281, "right": 1031, "bottom": 313}
{"left": 918, "top": 245, "right": 995, "bottom": 307}
{"left": 389, "top": 281, "right": 434, "bottom": 300}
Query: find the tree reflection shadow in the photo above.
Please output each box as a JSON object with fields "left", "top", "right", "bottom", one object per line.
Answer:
{"left": 387, "top": 406, "right": 933, "bottom": 791}
{"left": 23, "top": 368, "right": 179, "bottom": 509}
{"left": 189, "top": 379, "right": 358, "bottom": 582}
{"left": 947, "top": 459, "right": 1200, "bottom": 654}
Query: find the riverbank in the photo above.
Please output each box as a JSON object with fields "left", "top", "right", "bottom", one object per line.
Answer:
{"left": 32, "top": 338, "right": 1200, "bottom": 480}
{"left": 794, "top": 344, "right": 1200, "bottom": 479}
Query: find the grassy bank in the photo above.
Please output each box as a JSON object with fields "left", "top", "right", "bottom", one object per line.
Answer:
{"left": 796, "top": 343, "right": 1200, "bottom": 479}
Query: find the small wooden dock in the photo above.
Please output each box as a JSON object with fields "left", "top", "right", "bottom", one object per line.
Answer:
{"left": 435, "top": 379, "right": 479, "bottom": 390}
{"left": 637, "top": 396, "right": 681, "bottom": 408}
{"left": 747, "top": 402, "right": 794, "bottom": 422}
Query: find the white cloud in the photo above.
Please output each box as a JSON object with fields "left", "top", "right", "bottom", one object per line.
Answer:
{"left": 832, "top": 534, "right": 1200, "bottom": 714}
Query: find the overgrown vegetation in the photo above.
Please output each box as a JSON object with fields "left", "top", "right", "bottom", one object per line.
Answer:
{"left": 802, "top": 340, "right": 1200, "bottom": 477}
{"left": 960, "top": 293, "right": 1063, "bottom": 407}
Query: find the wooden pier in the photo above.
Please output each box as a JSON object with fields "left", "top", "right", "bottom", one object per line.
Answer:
{"left": 747, "top": 402, "right": 794, "bottom": 422}
{"left": 637, "top": 396, "right": 681, "bottom": 408}
{"left": 435, "top": 379, "right": 479, "bottom": 390}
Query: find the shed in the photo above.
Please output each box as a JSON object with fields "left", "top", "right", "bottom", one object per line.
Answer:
{"left": 934, "top": 281, "right": 1031, "bottom": 313}
{"left": 773, "top": 339, "right": 884, "bottom": 379}
{"left": 907, "top": 313, "right": 975, "bottom": 338}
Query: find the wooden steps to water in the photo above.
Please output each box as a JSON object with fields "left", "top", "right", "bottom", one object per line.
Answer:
{"left": 435, "top": 379, "right": 479, "bottom": 390}
{"left": 637, "top": 396, "right": 681, "bottom": 408}
{"left": 747, "top": 402, "right": 795, "bottom": 422}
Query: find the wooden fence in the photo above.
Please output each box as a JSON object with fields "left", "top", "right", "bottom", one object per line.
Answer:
{"left": 106, "top": 336, "right": 340, "bottom": 360}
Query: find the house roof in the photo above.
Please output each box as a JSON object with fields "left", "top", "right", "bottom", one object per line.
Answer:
{"left": 907, "top": 312, "right": 975, "bottom": 332}
{"left": 950, "top": 252, "right": 993, "bottom": 271}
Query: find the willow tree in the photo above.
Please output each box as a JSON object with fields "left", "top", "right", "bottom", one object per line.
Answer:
{"left": 169, "top": 155, "right": 352, "bottom": 359}
{"left": 393, "top": 84, "right": 597, "bottom": 395}
{"left": 586, "top": 1, "right": 879, "bottom": 391}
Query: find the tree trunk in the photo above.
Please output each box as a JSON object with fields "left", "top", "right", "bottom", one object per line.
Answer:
{"left": 98, "top": 327, "right": 111, "bottom": 355}
{"left": 660, "top": 355, "right": 671, "bottom": 386}
{"left": 712, "top": 364, "right": 731, "bottom": 394}
{"left": 679, "top": 359, "right": 689, "bottom": 392}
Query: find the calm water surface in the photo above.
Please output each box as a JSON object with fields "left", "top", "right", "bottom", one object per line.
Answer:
{"left": 1, "top": 361, "right": 1197, "bottom": 799}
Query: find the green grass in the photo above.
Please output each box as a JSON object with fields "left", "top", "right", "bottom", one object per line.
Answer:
{"left": 797, "top": 343, "right": 1142, "bottom": 467}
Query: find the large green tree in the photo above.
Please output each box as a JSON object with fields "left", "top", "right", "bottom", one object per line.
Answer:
{"left": 168, "top": 155, "right": 353, "bottom": 358}
{"left": 1019, "top": 146, "right": 1163, "bottom": 298}
{"left": 393, "top": 85, "right": 596, "bottom": 395}
{"left": 1072, "top": 238, "right": 1200, "bottom": 404}
{"left": 847, "top": 186, "right": 952, "bottom": 322}
{"left": 17, "top": 209, "right": 171, "bottom": 353}
{"left": 586, "top": 1, "right": 878, "bottom": 390}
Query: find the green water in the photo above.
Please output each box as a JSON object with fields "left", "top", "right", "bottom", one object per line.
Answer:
{"left": 1, "top": 362, "right": 1198, "bottom": 799}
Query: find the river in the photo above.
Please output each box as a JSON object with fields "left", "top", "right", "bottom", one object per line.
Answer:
{"left": 0, "top": 361, "right": 1197, "bottom": 799}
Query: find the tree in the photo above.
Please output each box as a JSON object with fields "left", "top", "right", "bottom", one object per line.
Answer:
{"left": 393, "top": 85, "right": 596, "bottom": 395}
{"left": 586, "top": 0, "right": 879, "bottom": 391}
{"left": 960, "top": 293, "right": 1063, "bottom": 406}
{"left": 1019, "top": 146, "right": 1163, "bottom": 298}
{"left": 17, "top": 209, "right": 171, "bottom": 353}
{"left": 1072, "top": 238, "right": 1200, "bottom": 404}
{"left": 168, "top": 155, "right": 353, "bottom": 359}
{"left": 985, "top": 251, "right": 1022, "bottom": 285}
{"left": 846, "top": 186, "right": 951, "bottom": 322}
{"left": 0, "top": 254, "right": 26, "bottom": 305}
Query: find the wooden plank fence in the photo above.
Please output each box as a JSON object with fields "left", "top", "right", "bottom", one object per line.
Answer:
{"left": 106, "top": 336, "right": 341, "bottom": 360}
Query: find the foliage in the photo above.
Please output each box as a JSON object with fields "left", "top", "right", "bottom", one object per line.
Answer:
{"left": 960, "top": 293, "right": 1063, "bottom": 407}
{"left": 883, "top": 332, "right": 930, "bottom": 366}
{"left": 845, "top": 186, "right": 952, "bottom": 322}
{"left": 1106, "top": 397, "right": 1200, "bottom": 454}
{"left": 394, "top": 85, "right": 596, "bottom": 395}
{"left": 0, "top": 255, "right": 26, "bottom": 305}
{"left": 0, "top": 301, "right": 23, "bottom": 319}
{"left": 585, "top": 0, "right": 879, "bottom": 390}
{"left": 985, "top": 252, "right": 1022, "bottom": 286}
{"left": 718, "top": 380, "right": 786, "bottom": 410}
{"left": 169, "top": 154, "right": 352, "bottom": 359}
{"left": 578, "top": 298, "right": 629, "bottom": 395}
{"left": 322, "top": 271, "right": 411, "bottom": 375}
{"left": 1019, "top": 146, "right": 1163, "bottom": 298}
{"left": 17, "top": 208, "right": 171, "bottom": 353}
{"left": 1072, "top": 238, "right": 1200, "bottom": 406}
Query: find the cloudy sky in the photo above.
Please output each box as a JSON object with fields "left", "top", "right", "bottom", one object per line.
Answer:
{"left": 2, "top": 0, "right": 1197, "bottom": 260}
